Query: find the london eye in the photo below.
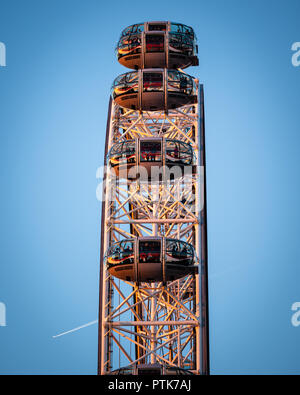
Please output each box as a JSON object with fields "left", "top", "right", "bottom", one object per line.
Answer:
{"left": 98, "top": 21, "right": 209, "bottom": 376}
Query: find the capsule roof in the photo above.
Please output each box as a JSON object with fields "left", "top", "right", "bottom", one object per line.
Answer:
{"left": 119, "top": 21, "right": 196, "bottom": 39}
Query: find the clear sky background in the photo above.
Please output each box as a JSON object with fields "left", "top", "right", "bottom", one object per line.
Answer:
{"left": 0, "top": 0, "right": 300, "bottom": 375}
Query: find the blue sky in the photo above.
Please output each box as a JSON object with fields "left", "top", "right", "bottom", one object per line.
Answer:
{"left": 0, "top": 0, "right": 300, "bottom": 375}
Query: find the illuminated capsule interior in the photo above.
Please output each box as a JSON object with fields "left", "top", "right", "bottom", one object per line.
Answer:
{"left": 116, "top": 21, "right": 198, "bottom": 70}
{"left": 105, "top": 237, "right": 196, "bottom": 283}
{"left": 111, "top": 69, "right": 197, "bottom": 111}
{"left": 108, "top": 138, "right": 194, "bottom": 177}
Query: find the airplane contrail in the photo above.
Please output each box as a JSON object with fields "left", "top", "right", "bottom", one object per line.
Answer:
{"left": 52, "top": 264, "right": 246, "bottom": 339}
{"left": 52, "top": 320, "right": 98, "bottom": 339}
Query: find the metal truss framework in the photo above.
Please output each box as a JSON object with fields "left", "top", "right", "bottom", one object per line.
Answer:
{"left": 98, "top": 84, "right": 209, "bottom": 375}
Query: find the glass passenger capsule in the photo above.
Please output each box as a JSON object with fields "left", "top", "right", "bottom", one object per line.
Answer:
{"left": 108, "top": 138, "right": 194, "bottom": 178}
{"left": 116, "top": 21, "right": 199, "bottom": 70}
{"left": 105, "top": 237, "right": 197, "bottom": 283}
{"left": 111, "top": 69, "right": 197, "bottom": 111}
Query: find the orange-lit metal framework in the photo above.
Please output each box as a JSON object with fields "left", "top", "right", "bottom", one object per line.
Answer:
{"left": 98, "top": 21, "right": 209, "bottom": 376}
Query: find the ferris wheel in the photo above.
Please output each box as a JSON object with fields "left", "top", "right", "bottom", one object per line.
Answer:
{"left": 98, "top": 21, "right": 209, "bottom": 376}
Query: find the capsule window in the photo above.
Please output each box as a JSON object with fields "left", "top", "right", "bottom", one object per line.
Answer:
{"left": 170, "top": 23, "right": 194, "bottom": 39}
{"left": 108, "top": 141, "right": 136, "bottom": 167}
{"left": 148, "top": 23, "right": 167, "bottom": 31}
{"left": 143, "top": 72, "right": 163, "bottom": 92}
{"left": 123, "top": 141, "right": 136, "bottom": 163}
{"left": 118, "top": 35, "right": 142, "bottom": 57}
{"left": 165, "top": 140, "right": 192, "bottom": 165}
{"left": 119, "top": 240, "right": 134, "bottom": 262}
{"left": 106, "top": 241, "right": 134, "bottom": 266}
{"left": 146, "top": 34, "right": 164, "bottom": 53}
{"left": 169, "top": 32, "right": 193, "bottom": 56}
{"left": 139, "top": 240, "right": 161, "bottom": 263}
{"left": 167, "top": 71, "right": 194, "bottom": 96}
{"left": 112, "top": 72, "right": 139, "bottom": 99}
{"left": 121, "top": 24, "right": 144, "bottom": 37}
{"left": 166, "top": 239, "right": 194, "bottom": 265}
{"left": 140, "top": 141, "right": 162, "bottom": 163}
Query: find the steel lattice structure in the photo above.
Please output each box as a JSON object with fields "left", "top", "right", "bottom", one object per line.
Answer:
{"left": 98, "top": 21, "right": 209, "bottom": 376}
